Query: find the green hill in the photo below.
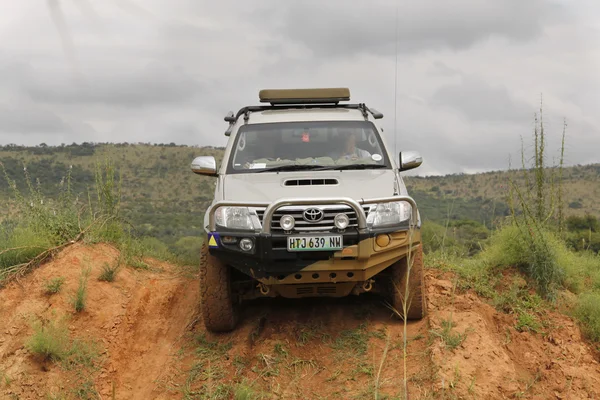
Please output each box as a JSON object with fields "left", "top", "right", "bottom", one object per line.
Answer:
{"left": 0, "top": 143, "right": 224, "bottom": 249}
{"left": 1, "top": 143, "right": 598, "bottom": 248}
{"left": 404, "top": 163, "right": 600, "bottom": 225}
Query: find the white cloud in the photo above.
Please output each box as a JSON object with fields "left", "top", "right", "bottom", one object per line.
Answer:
{"left": 0, "top": 0, "right": 598, "bottom": 176}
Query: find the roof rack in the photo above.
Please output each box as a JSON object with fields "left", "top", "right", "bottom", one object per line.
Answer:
{"left": 222, "top": 89, "right": 384, "bottom": 135}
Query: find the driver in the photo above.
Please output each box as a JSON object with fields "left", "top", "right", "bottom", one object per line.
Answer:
{"left": 330, "top": 130, "right": 371, "bottom": 160}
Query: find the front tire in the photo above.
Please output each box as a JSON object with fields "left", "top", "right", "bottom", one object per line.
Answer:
{"left": 390, "top": 244, "right": 427, "bottom": 320}
{"left": 199, "top": 244, "right": 239, "bottom": 332}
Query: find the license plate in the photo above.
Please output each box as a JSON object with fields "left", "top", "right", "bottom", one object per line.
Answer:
{"left": 287, "top": 235, "right": 343, "bottom": 252}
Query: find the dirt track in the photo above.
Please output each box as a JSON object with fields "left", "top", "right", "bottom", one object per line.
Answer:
{"left": 1, "top": 244, "right": 599, "bottom": 399}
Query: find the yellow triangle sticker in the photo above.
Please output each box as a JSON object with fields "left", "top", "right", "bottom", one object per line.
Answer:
{"left": 208, "top": 236, "right": 218, "bottom": 247}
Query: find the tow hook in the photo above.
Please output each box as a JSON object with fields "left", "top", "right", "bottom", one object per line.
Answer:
{"left": 362, "top": 279, "right": 374, "bottom": 292}
{"left": 258, "top": 283, "right": 271, "bottom": 295}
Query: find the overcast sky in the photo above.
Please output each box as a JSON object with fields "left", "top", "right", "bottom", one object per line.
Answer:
{"left": 1, "top": 0, "right": 599, "bottom": 175}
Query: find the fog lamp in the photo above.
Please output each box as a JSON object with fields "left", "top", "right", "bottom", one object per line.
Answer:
{"left": 222, "top": 236, "right": 237, "bottom": 244}
{"left": 334, "top": 213, "right": 350, "bottom": 230}
{"left": 376, "top": 234, "right": 391, "bottom": 247}
{"left": 239, "top": 238, "right": 254, "bottom": 252}
{"left": 280, "top": 215, "right": 295, "bottom": 231}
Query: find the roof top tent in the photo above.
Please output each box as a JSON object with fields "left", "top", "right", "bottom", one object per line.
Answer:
{"left": 258, "top": 88, "right": 351, "bottom": 105}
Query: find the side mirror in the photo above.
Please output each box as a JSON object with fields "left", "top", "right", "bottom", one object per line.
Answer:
{"left": 399, "top": 151, "right": 422, "bottom": 171}
{"left": 191, "top": 156, "right": 218, "bottom": 176}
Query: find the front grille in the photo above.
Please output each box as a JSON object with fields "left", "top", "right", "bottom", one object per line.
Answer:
{"left": 255, "top": 205, "right": 371, "bottom": 233}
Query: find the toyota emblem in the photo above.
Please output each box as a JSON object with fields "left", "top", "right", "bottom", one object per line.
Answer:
{"left": 303, "top": 208, "right": 324, "bottom": 223}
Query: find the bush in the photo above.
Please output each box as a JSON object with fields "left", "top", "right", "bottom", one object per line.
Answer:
{"left": 44, "top": 277, "right": 66, "bottom": 295}
{"left": 98, "top": 261, "right": 119, "bottom": 282}
{"left": 421, "top": 219, "right": 489, "bottom": 257}
{"left": 25, "top": 315, "right": 98, "bottom": 368}
{"left": 0, "top": 225, "right": 52, "bottom": 274}
{"left": 575, "top": 292, "right": 600, "bottom": 342}
{"left": 171, "top": 236, "right": 204, "bottom": 265}
{"left": 26, "top": 317, "right": 71, "bottom": 361}
{"left": 480, "top": 224, "right": 568, "bottom": 296}
{"left": 71, "top": 267, "right": 90, "bottom": 313}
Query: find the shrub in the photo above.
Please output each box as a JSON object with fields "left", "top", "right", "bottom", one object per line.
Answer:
{"left": 71, "top": 267, "right": 90, "bottom": 313}
{"left": 98, "top": 261, "right": 119, "bottom": 282}
{"left": 575, "top": 292, "right": 600, "bottom": 342}
{"left": 26, "top": 317, "right": 71, "bottom": 361}
{"left": 25, "top": 315, "right": 98, "bottom": 368}
{"left": 44, "top": 277, "right": 66, "bottom": 295}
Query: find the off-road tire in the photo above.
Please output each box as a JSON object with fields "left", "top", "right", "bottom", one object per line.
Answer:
{"left": 390, "top": 244, "right": 427, "bottom": 320}
{"left": 199, "top": 243, "right": 239, "bottom": 332}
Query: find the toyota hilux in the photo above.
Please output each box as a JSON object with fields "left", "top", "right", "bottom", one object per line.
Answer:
{"left": 191, "top": 88, "right": 425, "bottom": 332}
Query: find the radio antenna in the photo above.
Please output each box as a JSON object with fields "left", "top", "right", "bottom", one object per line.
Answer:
{"left": 393, "top": 1, "right": 399, "bottom": 166}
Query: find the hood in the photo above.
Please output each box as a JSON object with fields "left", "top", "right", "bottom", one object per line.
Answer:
{"left": 222, "top": 169, "right": 397, "bottom": 202}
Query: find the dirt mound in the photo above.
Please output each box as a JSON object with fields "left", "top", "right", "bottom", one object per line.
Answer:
{"left": 427, "top": 272, "right": 600, "bottom": 399}
{"left": 0, "top": 244, "right": 199, "bottom": 399}
{"left": 1, "top": 245, "right": 599, "bottom": 399}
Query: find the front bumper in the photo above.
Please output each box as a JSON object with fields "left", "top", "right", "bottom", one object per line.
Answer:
{"left": 205, "top": 196, "right": 420, "bottom": 280}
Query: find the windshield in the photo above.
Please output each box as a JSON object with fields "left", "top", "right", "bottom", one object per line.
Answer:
{"left": 227, "top": 121, "right": 390, "bottom": 173}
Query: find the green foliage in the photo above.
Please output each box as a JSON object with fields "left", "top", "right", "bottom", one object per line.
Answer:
{"left": 0, "top": 226, "right": 52, "bottom": 272}
{"left": 575, "top": 292, "right": 600, "bottom": 342}
{"left": 72, "top": 267, "right": 90, "bottom": 313}
{"left": 503, "top": 106, "right": 567, "bottom": 298}
{"left": 194, "top": 333, "right": 233, "bottom": 361}
{"left": 331, "top": 324, "right": 369, "bottom": 358}
{"left": 0, "top": 154, "right": 189, "bottom": 284}
{"left": 93, "top": 158, "right": 121, "bottom": 218}
{"left": 566, "top": 214, "right": 599, "bottom": 232}
{"left": 564, "top": 214, "right": 600, "bottom": 254}
{"left": 430, "top": 319, "right": 467, "bottom": 350}
{"left": 410, "top": 189, "right": 510, "bottom": 229}
{"left": 425, "top": 249, "right": 499, "bottom": 299}
{"left": 98, "top": 261, "right": 120, "bottom": 282}
{"left": 171, "top": 236, "right": 204, "bottom": 265}
{"left": 233, "top": 381, "right": 265, "bottom": 400}
{"left": 515, "top": 312, "right": 541, "bottom": 333}
{"left": 26, "top": 314, "right": 99, "bottom": 399}
{"left": 44, "top": 276, "right": 66, "bottom": 295}
{"left": 422, "top": 219, "right": 489, "bottom": 257}
{"left": 26, "top": 316, "right": 71, "bottom": 361}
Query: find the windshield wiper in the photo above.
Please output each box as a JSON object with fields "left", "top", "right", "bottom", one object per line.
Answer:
{"left": 256, "top": 164, "right": 326, "bottom": 173}
{"left": 315, "top": 164, "right": 388, "bottom": 171}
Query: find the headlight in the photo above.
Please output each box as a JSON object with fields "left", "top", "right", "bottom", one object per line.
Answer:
{"left": 366, "top": 201, "right": 412, "bottom": 228}
{"left": 215, "top": 207, "right": 254, "bottom": 230}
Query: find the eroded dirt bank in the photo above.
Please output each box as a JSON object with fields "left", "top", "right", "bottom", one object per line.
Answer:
{"left": 1, "top": 244, "right": 599, "bottom": 399}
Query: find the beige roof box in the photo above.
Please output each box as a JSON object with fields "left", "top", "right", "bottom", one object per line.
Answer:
{"left": 259, "top": 88, "right": 350, "bottom": 104}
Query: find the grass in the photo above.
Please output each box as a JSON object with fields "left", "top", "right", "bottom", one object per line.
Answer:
{"left": 233, "top": 381, "right": 265, "bottom": 400}
{"left": 574, "top": 292, "right": 600, "bottom": 342}
{"left": 72, "top": 266, "right": 91, "bottom": 313}
{"left": 26, "top": 316, "right": 71, "bottom": 361}
{"left": 194, "top": 333, "right": 233, "bottom": 360}
{"left": 431, "top": 319, "right": 467, "bottom": 350}
{"left": 330, "top": 324, "right": 370, "bottom": 358}
{"left": 44, "top": 276, "right": 66, "bottom": 295}
{"left": 98, "top": 260, "right": 120, "bottom": 282}
{"left": 25, "top": 315, "right": 98, "bottom": 369}
{"left": 0, "top": 370, "right": 12, "bottom": 387}
{"left": 515, "top": 312, "right": 542, "bottom": 333}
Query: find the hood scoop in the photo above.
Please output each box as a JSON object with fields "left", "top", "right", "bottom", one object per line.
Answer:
{"left": 284, "top": 178, "right": 339, "bottom": 186}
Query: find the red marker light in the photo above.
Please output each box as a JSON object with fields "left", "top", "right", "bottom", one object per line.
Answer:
{"left": 302, "top": 132, "right": 310, "bottom": 142}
